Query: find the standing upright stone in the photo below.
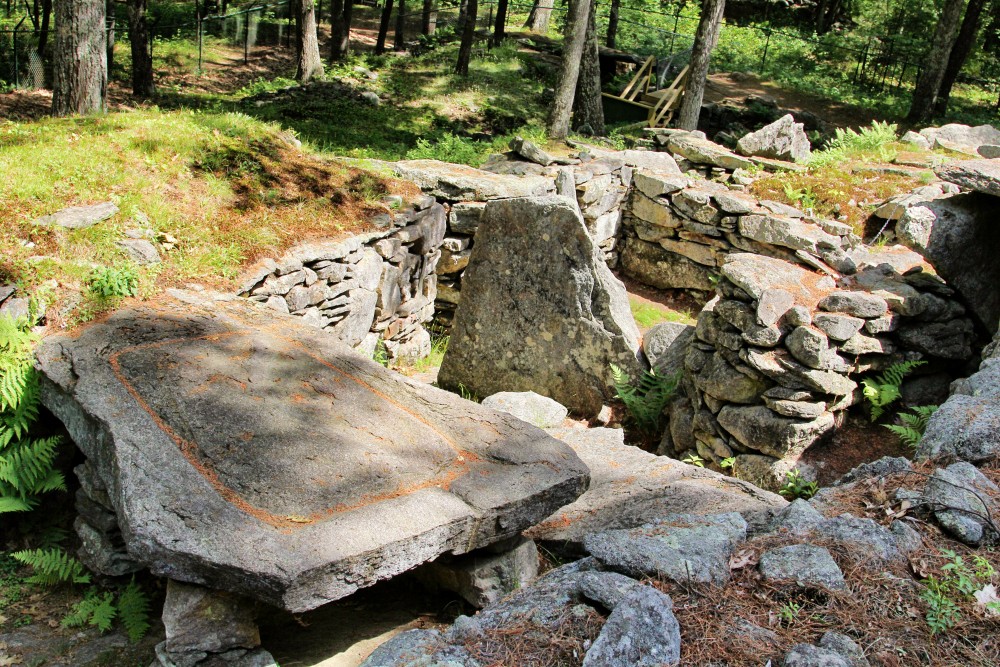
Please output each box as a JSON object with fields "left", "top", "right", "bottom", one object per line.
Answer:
{"left": 438, "top": 195, "right": 642, "bottom": 416}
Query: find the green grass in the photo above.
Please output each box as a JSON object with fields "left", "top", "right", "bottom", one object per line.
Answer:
{"left": 0, "top": 108, "right": 399, "bottom": 321}
{"left": 629, "top": 297, "right": 694, "bottom": 330}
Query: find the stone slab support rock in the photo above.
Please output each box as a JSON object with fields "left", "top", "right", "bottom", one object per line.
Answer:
{"left": 415, "top": 537, "right": 540, "bottom": 608}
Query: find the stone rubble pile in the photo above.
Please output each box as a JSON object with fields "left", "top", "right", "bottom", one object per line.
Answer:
{"left": 665, "top": 250, "right": 977, "bottom": 487}
{"left": 238, "top": 199, "right": 447, "bottom": 361}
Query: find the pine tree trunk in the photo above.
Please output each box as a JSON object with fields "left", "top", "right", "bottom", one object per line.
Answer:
{"left": 454, "top": 0, "right": 477, "bottom": 75}
{"left": 394, "top": 0, "right": 405, "bottom": 50}
{"left": 524, "top": 0, "right": 552, "bottom": 33}
{"left": 295, "top": 0, "right": 323, "bottom": 81}
{"left": 457, "top": 0, "right": 469, "bottom": 35}
{"left": 493, "top": 0, "right": 508, "bottom": 45}
{"left": 934, "top": 0, "right": 986, "bottom": 116}
{"left": 547, "top": 0, "right": 591, "bottom": 139}
{"left": 677, "top": 0, "right": 725, "bottom": 131}
{"left": 422, "top": 0, "right": 433, "bottom": 35}
{"left": 340, "top": 0, "right": 354, "bottom": 57}
{"left": 907, "top": 0, "right": 966, "bottom": 124}
{"left": 573, "top": 0, "right": 604, "bottom": 134}
{"left": 329, "top": 0, "right": 345, "bottom": 60}
{"left": 605, "top": 0, "right": 620, "bottom": 48}
{"left": 375, "top": 0, "right": 393, "bottom": 54}
{"left": 128, "top": 0, "right": 154, "bottom": 97}
{"left": 52, "top": 0, "right": 106, "bottom": 116}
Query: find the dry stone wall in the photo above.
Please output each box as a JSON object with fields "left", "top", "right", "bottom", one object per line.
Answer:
{"left": 238, "top": 199, "right": 446, "bottom": 361}
{"left": 666, "top": 250, "right": 977, "bottom": 488}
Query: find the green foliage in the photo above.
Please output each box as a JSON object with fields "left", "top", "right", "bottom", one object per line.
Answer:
{"left": 88, "top": 264, "right": 140, "bottom": 300}
{"left": 778, "top": 600, "right": 802, "bottom": 625}
{"left": 117, "top": 579, "right": 153, "bottom": 643}
{"left": 610, "top": 364, "right": 679, "bottom": 434}
{"left": 0, "top": 315, "right": 65, "bottom": 513}
{"left": 782, "top": 184, "right": 818, "bottom": 211}
{"left": 62, "top": 579, "right": 151, "bottom": 642}
{"left": 629, "top": 297, "right": 694, "bottom": 329}
{"left": 921, "top": 550, "right": 997, "bottom": 635}
{"left": 810, "top": 121, "right": 899, "bottom": 168}
{"left": 63, "top": 591, "right": 117, "bottom": 632}
{"left": 681, "top": 454, "right": 705, "bottom": 468}
{"left": 404, "top": 133, "right": 494, "bottom": 167}
{"left": 885, "top": 405, "right": 939, "bottom": 449}
{"left": 719, "top": 456, "right": 736, "bottom": 469}
{"left": 779, "top": 469, "right": 818, "bottom": 500}
{"left": 861, "top": 360, "right": 926, "bottom": 421}
{"left": 11, "top": 548, "right": 90, "bottom": 586}
{"left": 371, "top": 339, "right": 390, "bottom": 367}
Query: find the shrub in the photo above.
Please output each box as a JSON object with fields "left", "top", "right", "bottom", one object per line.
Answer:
{"left": 88, "top": 264, "right": 139, "bottom": 300}
{"left": 809, "top": 121, "right": 899, "bottom": 168}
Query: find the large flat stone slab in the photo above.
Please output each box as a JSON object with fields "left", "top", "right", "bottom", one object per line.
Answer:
{"left": 35, "top": 291, "right": 589, "bottom": 612}
{"left": 524, "top": 428, "right": 786, "bottom": 551}
{"left": 390, "top": 160, "right": 555, "bottom": 201}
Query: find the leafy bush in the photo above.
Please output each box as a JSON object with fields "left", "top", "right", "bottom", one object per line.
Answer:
{"left": 861, "top": 360, "right": 925, "bottom": 421}
{"left": 0, "top": 316, "right": 65, "bottom": 513}
{"left": 610, "top": 364, "right": 678, "bottom": 434}
{"left": 405, "top": 133, "right": 489, "bottom": 167}
{"left": 885, "top": 405, "right": 938, "bottom": 449}
{"left": 88, "top": 265, "right": 139, "bottom": 300}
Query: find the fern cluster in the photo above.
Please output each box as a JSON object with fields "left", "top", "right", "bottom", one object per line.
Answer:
{"left": 809, "top": 121, "right": 899, "bottom": 168}
{"left": 861, "top": 360, "right": 925, "bottom": 421}
{"left": 11, "top": 547, "right": 90, "bottom": 585}
{"left": 0, "top": 315, "right": 65, "bottom": 513}
{"left": 63, "top": 579, "right": 152, "bottom": 642}
{"left": 885, "top": 405, "right": 939, "bottom": 449}
{"left": 610, "top": 364, "right": 678, "bottom": 433}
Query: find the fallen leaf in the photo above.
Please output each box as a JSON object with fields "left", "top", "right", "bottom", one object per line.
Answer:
{"left": 729, "top": 548, "right": 758, "bottom": 571}
{"left": 974, "top": 584, "right": 1000, "bottom": 617}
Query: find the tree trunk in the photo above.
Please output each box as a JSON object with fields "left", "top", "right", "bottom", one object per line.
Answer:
{"left": 328, "top": 0, "right": 346, "bottom": 61}
{"left": 295, "top": 0, "right": 323, "bottom": 81}
{"left": 375, "top": 0, "right": 393, "bottom": 54}
{"left": 547, "top": 0, "right": 591, "bottom": 139}
{"left": 573, "top": 0, "right": 604, "bottom": 134}
{"left": 907, "top": 0, "right": 966, "bottom": 123}
{"left": 106, "top": 14, "right": 115, "bottom": 77}
{"left": 454, "top": 0, "right": 477, "bottom": 75}
{"left": 524, "top": 0, "right": 552, "bottom": 33}
{"left": 934, "top": 0, "right": 987, "bottom": 116}
{"left": 37, "top": 0, "right": 52, "bottom": 57}
{"left": 52, "top": 0, "right": 106, "bottom": 116}
{"left": 422, "top": 0, "right": 434, "bottom": 35}
{"left": 677, "top": 0, "right": 725, "bottom": 131}
{"left": 814, "top": 0, "right": 830, "bottom": 33}
{"left": 493, "top": 0, "right": 508, "bottom": 45}
{"left": 340, "top": 0, "right": 354, "bottom": 58}
{"left": 127, "top": 0, "right": 154, "bottom": 97}
{"left": 394, "top": 0, "right": 405, "bottom": 50}
{"left": 605, "top": 0, "right": 619, "bottom": 48}
{"left": 457, "top": 0, "right": 469, "bottom": 35}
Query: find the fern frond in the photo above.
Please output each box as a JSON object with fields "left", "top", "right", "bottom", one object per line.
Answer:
{"left": 862, "top": 360, "right": 925, "bottom": 421}
{"left": 118, "top": 579, "right": 152, "bottom": 642}
{"left": 885, "top": 404, "right": 939, "bottom": 449}
{"left": 0, "top": 495, "right": 35, "bottom": 512}
{"left": 12, "top": 547, "right": 91, "bottom": 585}
{"left": 62, "top": 591, "right": 117, "bottom": 632}
{"left": 0, "top": 436, "right": 65, "bottom": 495}
{"left": 611, "top": 364, "right": 679, "bottom": 433}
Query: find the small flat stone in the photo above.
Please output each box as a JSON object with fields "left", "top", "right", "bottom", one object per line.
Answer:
{"left": 759, "top": 544, "right": 847, "bottom": 591}
{"left": 34, "top": 201, "right": 119, "bottom": 229}
{"left": 582, "top": 586, "right": 681, "bottom": 667}
{"left": 818, "top": 292, "right": 888, "bottom": 318}
{"left": 481, "top": 391, "right": 568, "bottom": 429}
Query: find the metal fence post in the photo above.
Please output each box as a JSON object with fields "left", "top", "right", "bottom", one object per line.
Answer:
{"left": 198, "top": 15, "right": 204, "bottom": 73}
{"left": 12, "top": 24, "right": 18, "bottom": 89}
{"left": 760, "top": 26, "right": 771, "bottom": 71}
{"left": 245, "top": 8, "right": 251, "bottom": 63}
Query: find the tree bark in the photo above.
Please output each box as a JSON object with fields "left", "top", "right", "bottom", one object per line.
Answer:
{"left": 677, "top": 0, "right": 725, "bottom": 131}
{"left": 454, "top": 0, "right": 477, "bottom": 75}
{"left": 605, "top": 0, "right": 620, "bottom": 48}
{"left": 492, "top": 0, "right": 508, "bottom": 45}
{"left": 422, "top": 0, "right": 434, "bottom": 35}
{"left": 394, "top": 0, "right": 406, "bottom": 50}
{"left": 457, "top": 0, "right": 469, "bottom": 36}
{"left": 340, "top": 0, "right": 355, "bottom": 58}
{"left": 547, "top": 0, "right": 591, "bottom": 139}
{"left": 934, "top": 0, "right": 987, "bottom": 116}
{"left": 329, "top": 0, "right": 346, "bottom": 61}
{"left": 127, "top": 0, "right": 154, "bottom": 97}
{"left": 907, "top": 0, "right": 967, "bottom": 123}
{"left": 295, "top": 0, "right": 323, "bottom": 81}
{"left": 524, "top": 0, "right": 552, "bottom": 33}
{"left": 37, "top": 0, "right": 52, "bottom": 57}
{"left": 52, "top": 0, "right": 106, "bottom": 116}
{"left": 573, "top": 0, "right": 604, "bottom": 134}
{"left": 375, "top": 0, "right": 393, "bottom": 54}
